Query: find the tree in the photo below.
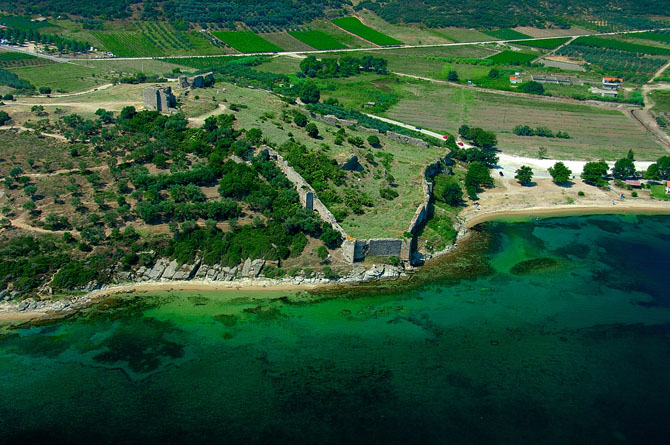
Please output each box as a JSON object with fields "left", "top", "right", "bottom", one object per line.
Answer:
{"left": 538, "top": 146, "right": 548, "bottom": 159}
{"left": 644, "top": 163, "right": 660, "bottom": 180}
{"left": 465, "top": 161, "right": 493, "bottom": 191}
{"left": 39, "top": 87, "right": 52, "bottom": 95}
{"left": 0, "top": 110, "right": 10, "bottom": 126}
{"left": 367, "top": 135, "right": 380, "bottom": 147}
{"left": 245, "top": 128, "right": 263, "bottom": 145}
{"left": 657, "top": 156, "right": 670, "bottom": 179}
{"left": 581, "top": 161, "right": 609, "bottom": 186}
{"left": 519, "top": 81, "right": 544, "bottom": 95}
{"left": 293, "top": 112, "right": 307, "bottom": 127}
{"left": 627, "top": 149, "right": 635, "bottom": 161}
{"left": 320, "top": 226, "right": 342, "bottom": 248}
{"left": 612, "top": 157, "right": 636, "bottom": 179}
{"left": 299, "top": 81, "right": 320, "bottom": 104}
{"left": 488, "top": 68, "right": 500, "bottom": 78}
{"left": 305, "top": 123, "right": 319, "bottom": 138}
{"left": 515, "top": 165, "right": 534, "bottom": 185}
{"left": 438, "top": 181, "right": 463, "bottom": 206}
{"left": 447, "top": 70, "right": 459, "bottom": 81}
{"left": 24, "top": 185, "right": 37, "bottom": 198}
{"left": 316, "top": 245, "right": 328, "bottom": 261}
{"left": 548, "top": 162, "right": 572, "bottom": 184}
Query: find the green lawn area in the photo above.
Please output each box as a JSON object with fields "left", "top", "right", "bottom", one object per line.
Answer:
{"left": 288, "top": 30, "right": 346, "bottom": 50}
{"left": 651, "top": 184, "right": 670, "bottom": 200}
{"left": 255, "top": 56, "right": 301, "bottom": 75}
{"left": 8, "top": 62, "right": 108, "bottom": 92}
{"left": 211, "top": 31, "right": 283, "bottom": 53}
{"left": 331, "top": 17, "right": 403, "bottom": 46}
{"left": 220, "top": 81, "right": 444, "bottom": 239}
{"left": 484, "top": 29, "right": 532, "bottom": 40}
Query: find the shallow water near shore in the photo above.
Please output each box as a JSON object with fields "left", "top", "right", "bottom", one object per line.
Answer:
{"left": 2, "top": 214, "right": 670, "bottom": 444}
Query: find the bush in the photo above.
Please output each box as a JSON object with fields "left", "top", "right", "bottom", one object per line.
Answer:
{"left": 548, "top": 162, "right": 572, "bottom": 183}
{"left": 578, "top": 191, "right": 585, "bottom": 196}
{"left": 39, "top": 87, "right": 52, "bottom": 95}
{"left": 581, "top": 161, "right": 609, "bottom": 186}
{"left": 380, "top": 187, "right": 399, "bottom": 200}
{"left": 305, "top": 122, "right": 319, "bottom": 138}
{"left": 347, "top": 136, "right": 364, "bottom": 147}
{"left": 293, "top": 111, "right": 308, "bottom": 127}
{"left": 367, "top": 134, "right": 380, "bottom": 147}
{"left": 0, "top": 110, "right": 10, "bottom": 126}
{"left": 632, "top": 191, "right": 638, "bottom": 197}
{"left": 299, "top": 80, "right": 320, "bottom": 104}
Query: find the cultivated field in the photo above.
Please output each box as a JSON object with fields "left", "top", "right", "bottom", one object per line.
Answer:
{"left": 0, "top": 51, "right": 53, "bottom": 69}
{"left": 211, "top": 31, "right": 283, "bottom": 53}
{"left": 385, "top": 82, "right": 667, "bottom": 160}
{"left": 353, "top": 10, "right": 453, "bottom": 46}
{"left": 516, "top": 38, "right": 571, "bottom": 50}
{"left": 571, "top": 36, "right": 670, "bottom": 56}
{"left": 485, "top": 29, "right": 532, "bottom": 40}
{"left": 288, "top": 30, "right": 346, "bottom": 50}
{"left": 331, "top": 17, "right": 402, "bottom": 46}
{"left": 433, "top": 28, "right": 496, "bottom": 43}
{"left": 487, "top": 50, "right": 538, "bottom": 64}
{"left": 259, "top": 32, "right": 314, "bottom": 52}
{"left": 308, "top": 20, "right": 370, "bottom": 48}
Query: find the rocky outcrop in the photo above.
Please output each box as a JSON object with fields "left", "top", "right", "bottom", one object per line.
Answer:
{"left": 386, "top": 131, "right": 430, "bottom": 148}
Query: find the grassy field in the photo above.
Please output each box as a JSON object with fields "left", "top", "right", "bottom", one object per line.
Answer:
{"left": 331, "top": 17, "right": 402, "bottom": 46}
{"left": 571, "top": 36, "right": 670, "bottom": 56}
{"left": 650, "top": 90, "right": 670, "bottom": 113}
{"left": 383, "top": 80, "right": 666, "bottom": 160}
{"left": 308, "top": 20, "right": 370, "bottom": 48}
{"left": 515, "top": 38, "right": 570, "bottom": 49}
{"left": 433, "top": 28, "right": 496, "bottom": 42}
{"left": 288, "top": 30, "right": 346, "bottom": 50}
{"left": 8, "top": 62, "right": 109, "bottom": 92}
{"left": 487, "top": 50, "right": 537, "bottom": 64}
{"left": 485, "top": 29, "right": 532, "bottom": 40}
{"left": 211, "top": 31, "right": 282, "bottom": 53}
{"left": 624, "top": 32, "right": 670, "bottom": 45}
{"left": 255, "top": 56, "right": 301, "bottom": 75}
{"left": 93, "top": 30, "right": 164, "bottom": 57}
{"left": 86, "top": 58, "right": 193, "bottom": 76}
{"left": 219, "top": 81, "right": 444, "bottom": 238}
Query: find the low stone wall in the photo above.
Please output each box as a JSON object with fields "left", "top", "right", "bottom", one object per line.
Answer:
{"left": 312, "top": 114, "right": 357, "bottom": 128}
{"left": 342, "top": 238, "right": 411, "bottom": 263}
{"left": 386, "top": 131, "right": 430, "bottom": 148}
{"left": 266, "top": 147, "right": 348, "bottom": 237}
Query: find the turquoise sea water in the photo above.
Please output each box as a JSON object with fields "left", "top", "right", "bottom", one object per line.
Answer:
{"left": 2, "top": 215, "right": 670, "bottom": 444}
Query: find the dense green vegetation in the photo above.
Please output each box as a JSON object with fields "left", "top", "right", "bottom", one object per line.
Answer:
{"left": 288, "top": 30, "right": 346, "bottom": 50}
{"left": 484, "top": 29, "right": 531, "bottom": 40}
{"left": 331, "top": 17, "right": 402, "bottom": 46}
{"left": 299, "top": 55, "right": 387, "bottom": 78}
{"left": 212, "top": 31, "right": 283, "bottom": 53}
{"left": 0, "top": 26, "right": 89, "bottom": 53}
{"left": 628, "top": 31, "right": 670, "bottom": 44}
{"left": 0, "top": 67, "right": 34, "bottom": 90}
{"left": 513, "top": 125, "right": 570, "bottom": 139}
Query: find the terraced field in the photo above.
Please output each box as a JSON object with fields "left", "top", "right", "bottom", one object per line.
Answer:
{"left": 331, "top": 17, "right": 402, "bottom": 46}
{"left": 385, "top": 83, "right": 666, "bottom": 160}
{"left": 288, "top": 30, "right": 346, "bottom": 50}
{"left": 93, "top": 23, "right": 222, "bottom": 57}
{"left": 211, "top": 31, "right": 283, "bottom": 53}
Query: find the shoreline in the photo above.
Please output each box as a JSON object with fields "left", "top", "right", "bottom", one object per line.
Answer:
{"left": 463, "top": 203, "right": 670, "bottom": 228}
{"left": 2, "top": 205, "right": 670, "bottom": 324}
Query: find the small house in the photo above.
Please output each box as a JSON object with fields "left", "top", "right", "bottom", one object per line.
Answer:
{"left": 667, "top": 180, "right": 670, "bottom": 194}
{"left": 510, "top": 76, "right": 522, "bottom": 84}
{"left": 625, "top": 180, "right": 641, "bottom": 188}
{"left": 589, "top": 86, "right": 618, "bottom": 98}
{"left": 362, "top": 102, "right": 376, "bottom": 108}
{"left": 0, "top": 25, "right": 7, "bottom": 30}
{"left": 602, "top": 77, "right": 623, "bottom": 90}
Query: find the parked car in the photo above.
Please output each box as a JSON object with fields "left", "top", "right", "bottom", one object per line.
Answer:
{"left": 457, "top": 142, "right": 464, "bottom": 147}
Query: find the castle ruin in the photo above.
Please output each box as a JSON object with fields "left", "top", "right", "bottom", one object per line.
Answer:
{"left": 142, "top": 86, "right": 177, "bottom": 114}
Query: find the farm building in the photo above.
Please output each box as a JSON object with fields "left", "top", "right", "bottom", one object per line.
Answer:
{"left": 510, "top": 76, "right": 522, "bottom": 84}
{"left": 531, "top": 75, "right": 583, "bottom": 85}
{"left": 589, "top": 86, "right": 618, "bottom": 98}
{"left": 667, "top": 181, "right": 670, "bottom": 194}
{"left": 602, "top": 77, "right": 623, "bottom": 89}
{"left": 625, "top": 180, "right": 641, "bottom": 188}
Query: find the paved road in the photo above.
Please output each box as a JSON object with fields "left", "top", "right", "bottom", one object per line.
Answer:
{"left": 365, "top": 113, "right": 655, "bottom": 178}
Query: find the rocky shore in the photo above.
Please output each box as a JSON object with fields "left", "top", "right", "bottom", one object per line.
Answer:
{"left": 0, "top": 261, "right": 410, "bottom": 321}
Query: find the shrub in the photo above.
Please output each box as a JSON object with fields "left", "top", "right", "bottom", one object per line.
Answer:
{"left": 548, "top": 162, "right": 572, "bottom": 184}
{"left": 0, "top": 110, "right": 10, "bottom": 126}
{"left": 305, "top": 122, "right": 319, "bottom": 138}
{"left": 39, "top": 87, "right": 52, "bottom": 95}
{"left": 367, "top": 134, "right": 380, "bottom": 147}
{"left": 578, "top": 191, "right": 585, "bottom": 196}
{"left": 347, "top": 136, "right": 364, "bottom": 147}
{"left": 293, "top": 111, "right": 308, "bottom": 127}
{"left": 380, "top": 187, "right": 399, "bottom": 200}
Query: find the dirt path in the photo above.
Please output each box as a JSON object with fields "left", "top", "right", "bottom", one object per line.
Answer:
{"left": 22, "top": 165, "right": 107, "bottom": 179}
{"left": 0, "top": 125, "right": 68, "bottom": 141}
{"left": 8, "top": 213, "right": 77, "bottom": 236}
{"left": 33, "top": 83, "right": 114, "bottom": 99}
{"left": 187, "top": 103, "right": 228, "bottom": 127}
